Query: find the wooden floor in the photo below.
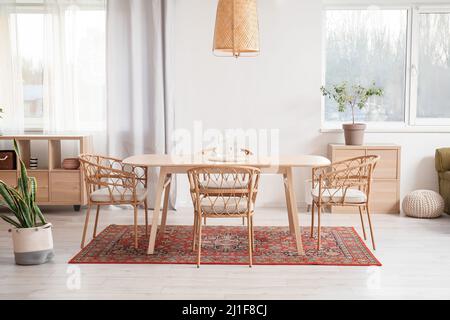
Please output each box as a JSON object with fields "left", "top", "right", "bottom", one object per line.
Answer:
{"left": 1, "top": 206, "right": 450, "bottom": 300}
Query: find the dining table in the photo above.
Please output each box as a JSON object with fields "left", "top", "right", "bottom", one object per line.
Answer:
{"left": 123, "top": 154, "right": 331, "bottom": 255}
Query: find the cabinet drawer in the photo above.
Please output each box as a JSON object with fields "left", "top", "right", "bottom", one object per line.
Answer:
{"left": 368, "top": 149, "right": 399, "bottom": 179}
{"left": 370, "top": 180, "right": 400, "bottom": 214}
{"left": 50, "top": 171, "right": 81, "bottom": 203}
{"left": 28, "top": 172, "right": 49, "bottom": 202}
{"left": 333, "top": 149, "right": 366, "bottom": 162}
{"left": 0, "top": 172, "right": 17, "bottom": 187}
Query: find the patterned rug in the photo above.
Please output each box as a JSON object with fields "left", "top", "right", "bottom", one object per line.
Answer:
{"left": 69, "top": 225, "right": 381, "bottom": 266}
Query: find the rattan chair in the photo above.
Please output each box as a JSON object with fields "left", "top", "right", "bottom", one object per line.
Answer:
{"left": 200, "top": 147, "right": 253, "bottom": 227}
{"left": 79, "top": 154, "right": 149, "bottom": 249}
{"left": 311, "top": 155, "right": 380, "bottom": 251}
{"left": 188, "top": 166, "right": 260, "bottom": 267}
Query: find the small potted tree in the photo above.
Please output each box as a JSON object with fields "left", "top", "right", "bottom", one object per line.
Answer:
{"left": 321, "top": 82, "right": 383, "bottom": 146}
{"left": 0, "top": 140, "right": 54, "bottom": 265}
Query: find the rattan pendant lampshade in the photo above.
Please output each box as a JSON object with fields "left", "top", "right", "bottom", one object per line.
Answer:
{"left": 213, "top": 0, "right": 260, "bottom": 58}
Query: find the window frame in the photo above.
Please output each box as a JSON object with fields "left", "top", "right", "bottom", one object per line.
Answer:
{"left": 322, "top": 4, "right": 450, "bottom": 132}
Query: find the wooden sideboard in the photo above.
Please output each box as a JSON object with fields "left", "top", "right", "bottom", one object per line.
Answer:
{"left": 0, "top": 134, "right": 92, "bottom": 211}
{"left": 328, "top": 144, "right": 401, "bottom": 214}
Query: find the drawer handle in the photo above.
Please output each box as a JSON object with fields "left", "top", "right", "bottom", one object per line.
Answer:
{"left": 0, "top": 156, "right": 8, "bottom": 161}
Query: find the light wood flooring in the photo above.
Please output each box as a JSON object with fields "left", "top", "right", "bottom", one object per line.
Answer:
{"left": 1, "top": 206, "right": 450, "bottom": 300}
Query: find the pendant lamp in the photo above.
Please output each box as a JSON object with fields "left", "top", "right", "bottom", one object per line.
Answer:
{"left": 213, "top": 0, "right": 260, "bottom": 58}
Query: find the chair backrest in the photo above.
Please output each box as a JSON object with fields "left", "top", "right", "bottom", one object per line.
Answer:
{"left": 187, "top": 166, "right": 260, "bottom": 216}
{"left": 79, "top": 154, "right": 148, "bottom": 203}
{"left": 312, "top": 155, "right": 380, "bottom": 204}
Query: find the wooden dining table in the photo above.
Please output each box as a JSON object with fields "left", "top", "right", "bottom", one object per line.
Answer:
{"left": 123, "top": 154, "right": 331, "bottom": 255}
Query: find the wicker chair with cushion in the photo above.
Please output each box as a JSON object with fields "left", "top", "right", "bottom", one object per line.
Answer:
{"left": 188, "top": 166, "right": 260, "bottom": 267}
{"left": 200, "top": 148, "right": 254, "bottom": 227}
{"left": 311, "top": 155, "right": 380, "bottom": 251}
{"left": 435, "top": 148, "right": 450, "bottom": 214}
{"left": 79, "top": 154, "right": 149, "bottom": 249}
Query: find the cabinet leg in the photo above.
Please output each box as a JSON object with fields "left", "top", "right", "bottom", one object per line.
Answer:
{"left": 74, "top": 205, "right": 81, "bottom": 212}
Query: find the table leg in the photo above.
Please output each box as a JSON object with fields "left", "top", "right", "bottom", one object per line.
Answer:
{"left": 147, "top": 168, "right": 168, "bottom": 255}
{"left": 285, "top": 167, "right": 305, "bottom": 256}
{"left": 160, "top": 175, "right": 172, "bottom": 236}
{"left": 283, "top": 173, "right": 295, "bottom": 234}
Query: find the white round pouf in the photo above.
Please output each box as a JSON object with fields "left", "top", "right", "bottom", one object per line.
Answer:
{"left": 402, "top": 190, "right": 445, "bottom": 219}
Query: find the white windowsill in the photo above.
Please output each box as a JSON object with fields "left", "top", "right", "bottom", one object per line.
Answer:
{"left": 321, "top": 126, "right": 450, "bottom": 133}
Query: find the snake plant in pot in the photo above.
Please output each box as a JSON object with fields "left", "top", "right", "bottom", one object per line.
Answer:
{"left": 0, "top": 140, "right": 54, "bottom": 265}
{"left": 321, "top": 82, "right": 383, "bottom": 146}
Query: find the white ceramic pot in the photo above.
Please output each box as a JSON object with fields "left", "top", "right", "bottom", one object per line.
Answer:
{"left": 10, "top": 223, "right": 54, "bottom": 265}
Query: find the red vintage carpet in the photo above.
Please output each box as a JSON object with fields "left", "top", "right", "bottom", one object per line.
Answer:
{"left": 69, "top": 225, "right": 381, "bottom": 266}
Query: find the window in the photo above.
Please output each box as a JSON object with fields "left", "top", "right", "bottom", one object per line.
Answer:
{"left": 324, "top": 9, "right": 408, "bottom": 124}
{"left": 415, "top": 11, "right": 450, "bottom": 123}
{"left": 16, "top": 13, "right": 45, "bottom": 130}
{"left": 1, "top": 1, "right": 106, "bottom": 132}
{"left": 323, "top": 6, "right": 450, "bottom": 129}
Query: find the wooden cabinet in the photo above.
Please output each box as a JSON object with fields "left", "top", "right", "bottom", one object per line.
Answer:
{"left": 328, "top": 144, "right": 401, "bottom": 214}
{"left": 0, "top": 134, "right": 92, "bottom": 210}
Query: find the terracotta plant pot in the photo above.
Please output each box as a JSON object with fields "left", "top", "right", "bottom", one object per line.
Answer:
{"left": 342, "top": 123, "right": 367, "bottom": 146}
{"left": 10, "top": 223, "right": 54, "bottom": 265}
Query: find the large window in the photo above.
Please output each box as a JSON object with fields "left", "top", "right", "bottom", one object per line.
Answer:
{"left": 415, "top": 11, "right": 450, "bottom": 122}
{"left": 0, "top": 1, "right": 106, "bottom": 132}
{"left": 323, "top": 6, "right": 450, "bottom": 129}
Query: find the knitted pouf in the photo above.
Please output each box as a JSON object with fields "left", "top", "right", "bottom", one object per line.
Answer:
{"left": 402, "top": 190, "right": 445, "bottom": 219}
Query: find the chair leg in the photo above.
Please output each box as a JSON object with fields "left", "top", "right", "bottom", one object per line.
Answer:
{"left": 358, "top": 206, "right": 367, "bottom": 240}
{"left": 310, "top": 201, "right": 315, "bottom": 238}
{"left": 133, "top": 205, "right": 139, "bottom": 249}
{"left": 248, "top": 215, "right": 253, "bottom": 268}
{"left": 365, "top": 205, "right": 376, "bottom": 251}
{"left": 81, "top": 205, "right": 92, "bottom": 249}
{"left": 243, "top": 217, "right": 246, "bottom": 226}
{"left": 251, "top": 216, "right": 255, "bottom": 252}
{"left": 204, "top": 217, "right": 207, "bottom": 226}
{"left": 197, "top": 213, "right": 203, "bottom": 268}
{"left": 144, "top": 200, "right": 149, "bottom": 237}
{"left": 192, "top": 211, "right": 198, "bottom": 252}
{"left": 93, "top": 205, "right": 101, "bottom": 238}
{"left": 317, "top": 204, "right": 322, "bottom": 251}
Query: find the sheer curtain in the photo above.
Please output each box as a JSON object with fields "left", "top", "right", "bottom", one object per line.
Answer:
{"left": 0, "top": 5, "right": 24, "bottom": 132}
{"left": 106, "top": 0, "right": 176, "bottom": 208}
{"left": 43, "top": 0, "right": 106, "bottom": 132}
{"left": 0, "top": 0, "right": 106, "bottom": 134}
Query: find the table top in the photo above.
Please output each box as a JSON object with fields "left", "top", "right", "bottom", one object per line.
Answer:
{"left": 0, "top": 132, "right": 91, "bottom": 140}
{"left": 123, "top": 154, "right": 331, "bottom": 168}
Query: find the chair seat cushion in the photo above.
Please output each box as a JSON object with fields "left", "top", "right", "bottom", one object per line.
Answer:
{"left": 200, "top": 197, "right": 250, "bottom": 215}
{"left": 312, "top": 188, "right": 367, "bottom": 204}
{"left": 90, "top": 187, "right": 148, "bottom": 203}
{"left": 199, "top": 179, "right": 250, "bottom": 190}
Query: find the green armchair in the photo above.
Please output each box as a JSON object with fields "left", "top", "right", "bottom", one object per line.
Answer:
{"left": 436, "top": 148, "right": 450, "bottom": 213}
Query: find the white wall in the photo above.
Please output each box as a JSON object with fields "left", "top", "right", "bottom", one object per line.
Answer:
{"left": 173, "top": 0, "right": 450, "bottom": 209}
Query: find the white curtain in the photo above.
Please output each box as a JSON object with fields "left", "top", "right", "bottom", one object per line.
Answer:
{"left": 0, "top": 0, "right": 106, "bottom": 134}
{"left": 43, "top": 0, "right": 106, "bottom": 132}
{"left": 0, "top": 5, "right": 24, "bottom": 132}
{"left": 106, "top": 0, "right": 176, "bottom": 208}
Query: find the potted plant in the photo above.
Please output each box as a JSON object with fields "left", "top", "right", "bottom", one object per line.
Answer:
{"left": 321, "top": 82, "right": 383, "bottom": 146}
{"left": 0, "top": 140, "right": 54, "bottom": 265}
